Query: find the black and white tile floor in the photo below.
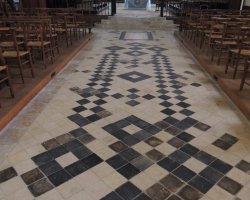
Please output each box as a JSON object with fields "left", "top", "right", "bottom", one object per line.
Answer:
{"left": 0, "top": 24, "right": 250, "bottom": 200}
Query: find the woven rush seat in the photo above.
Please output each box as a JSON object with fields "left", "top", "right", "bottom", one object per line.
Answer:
{"left": 2, "top": 50, "right": 29, "bottom": 58}
{"left": 27, "top": 41, "right": 51, "bottom": 47}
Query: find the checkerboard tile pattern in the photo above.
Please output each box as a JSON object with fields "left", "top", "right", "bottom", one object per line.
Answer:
{"left": 0, "top": 28, "right": 250, "bottom": 200}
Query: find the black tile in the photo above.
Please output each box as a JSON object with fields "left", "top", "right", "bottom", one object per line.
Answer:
{"left": 177, "top": 102, "right": 191, "bottom": 108}
{"left": 21, "top": 168, "right": 44, "bottom": 185}
{"left": 180, "top": 144, "right": 199, "bottom": 156}
{"left": 193, "top": 122, "right": 211, "bottom": 131}
{"left": 165, "top": 126, "right": 183, "bottom": 136}
{"left": 134, "top": 130, "right": 151, "bottom": 140}
{"left": 161, "top": 108, "right": 176, "bottom": 115}
{"left": 134, "top": 193, "right": 152, "bottom": 200}
{"left": 112, "top": 129, "right": 130, "bottom": 140}
{"left": 65, "top": 160, "right": 88, "bottom": 177}
{"left": 103, "top": 124, "right": 120, "bottom": 134}
{"left": 191, "top": 83, "right": 201, "bottom": 87}
{"left": 119, "top": 148, "right": 141, "bottom": 162}
{"left": 143, "top": 94, "right": 155, "bottom": 100}
{"left": 177, "top": 132, "right": 194, "bottom": 142}
{"left": 56, "top": 134, "right": 74, "bottom": 145}
{"left": 133, "top": 119, "right": 151, "bottom": 129}
{"left": 68, "top": 114, "right": 91, "bottom": 127}
{"left": 90, "top": 106, "right": 105, "bottom": 113}
{"left": 77, "top": 99, "right": 90, "bottom": 105}
{"left": 93, "top": 99, "right": 107, "bottom": 105}
{"left": 109, "top": 141, "right": 128, "bottom": 152}
{"left": 112, "top": 93, "right": 124, "bottom": 99}
{"left": 32, "top": 152, "right": 53, "bottom": 166}
{"left": 86, "top": 114, "right": 102, "bottom": 122}
{"left": 101, "top": 192, "right": 123, "bottom": 200}
{"left": 194, "top": 151, "right": 216, "bottom": 165}
{"left": 154, "top": 121, "right": 171, "bottom": 129}
{"left": 178, "top": 185, "right": 202, "bottom": 200}
{"left": 48, "top": 169, "right": 71, "bottom": 186}
{"left": 28, "top": 178, "right": 54, "bottom": 197}
{"left": 70, "top": 128, "right": 88, "bottom": 138}
{"left": 169, "top": 150, "right": 190, "bottom": 164}
{"left": 146, "top": 149, "right": 165, "bottom": 161}
{"left": 0, "top": 167, "right": 17, "bottom": 184}
{"left": 145, "top": 136, "right": 163, "bottom": 147}
{"left": 98, "top": 110, "right": 112, "bottom": 118}
{"left": 48, "top": 146, "right": 68, "bottom": 158}
{"left": 42, "top": 139, "right": 60, "bottom": 150}
{"left": 212, "top": 139, "right": 232, "bottom": 150}
{"left": 236, "top": 160, "right": 250, "bottom": 174}
{"left": 189, "top": 175, "right": 213, "bottom": 193}
{"left": 115, "top": 182, "right": 141, "bottom": 200}
{"left": 160, "top": 101, "right": 173, "bottom": 108}
{"left": 167, "top": 195, "right": 182, "bottom": 200}
{"left": 126, "top": 100, "right": 140, "bottom": 107}
{"left": 159, "top": 95, "right": 171, "bottom": 100}
{"left": 173, "top": 165, "right": 196, "bottom": 182}
{"left": 180, "top": 109, "right": 194, "bottom": 116}
{"left": 106, "top": 155, "right": 128, "bottom": 169}
{"left": 160, "top": 174, "right": 184, "bottom": 192}
{"left": 82, "top": 153, "right": 103, "bottom": 168}
{"left": 146, "top": 183, "right": 171, "bottom": 200}
{"left": 210, "top": 159, "right": 232, "bottom": 174}
{"left": 218, "top": 176, "right": 243, "bottom": 195}
{"left": 73, "top": 106, "right": 87, "bottom": 113}
{"left": 121, "top": 135, "right": 140, "bottom": 146}
{"left": 118, "top": 71, "right": 151, "bottom": 83}
{"left": 163, "top": 117, "right": 179, "bottom": 125}
{"left": 39, "top": 160, "right": 62, "bottom": 176}
{"left": 199, "top": 166, "right": 223, "bottom": 184}
{"left": 131, "top": 156, "right": 153, "bottom": 171}
{"left": 78, "top": 134, "right": 95, "bottom": 144}
{"left": 127, "top": 94, "right": 139, "bottom": 99}
{"left": 144, "top": 125, "right": 161, "bottom": 135}
{"left": 128, "top": 88, "right": 139, "bottom": 93}
{"left": 113, "top": 119, "right": 131, "bottom": 129}
{"left": 168, "top": 137, "right": 185, "bottom": 148}
{"left": 220, "top": 133, "right": 238, "bottom": 145}
{"left": 72, "top": 146, "right": 92, "bottom": 159}
{"left": 64, "top": 139, "right": 83, "bottom": 151}
{"left": 118, "top": 163, "right": 140, "bottom": 179}
{"left": 158, "top": 157, "right": 180, "bottom": 172}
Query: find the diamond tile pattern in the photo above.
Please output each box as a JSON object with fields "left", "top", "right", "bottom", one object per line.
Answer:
{"left": 0, "top": 28, "right": 246, "bottom": 200}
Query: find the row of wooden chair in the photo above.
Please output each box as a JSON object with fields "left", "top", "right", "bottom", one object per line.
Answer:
{"left": 180, "top": 9, "right": 250, "bottom": 90}
{"left": 0, "top": 11, "right": 97, "bottom": 105}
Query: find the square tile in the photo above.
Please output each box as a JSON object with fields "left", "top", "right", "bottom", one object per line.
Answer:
{"left": 236, "top": 160, "right": 250, "bottom": 174}
{"left": 173, "top": 165, "right": 196, "bottom": 182}
{"left": 160, "top": 174, "right": 184, "bottom": 192}
{"left": 21, "top": 168, "right": 44, "bottom": 185}
{"left": 146, "top": 183, "right": 171, "bottom": 200}
{"left": 210, "top": 159, "right": 232, "bottom": 174}
{"left": 168, "top": 150, "right": 190, "bottom": 164}
{"left": 115, "top": 182, "right": 141, "bottom": 200}
{"left": 109, "top": 141, "right": 128, "bottom": 152}
{"left": 146, "top": 149, "right": 165, "bottom": 162}
{"left": 131, "top": 156, "right": 153, "bottom": 171}
{"left": 199, "top": 166, "right": 223, "bottom": 184}
{"left": 158, "top": 157, "right": 180, "bottom": 172}
{"left": 117, "top": 163, "right": 140, "bottom": 179}
{"left": 39, "top": 160, "right": 63, "bottom": 176}
{"left": 106, "top": 155, "right": 128, "bottom": 170}
{"left": 56, "top": 152, "right": 78, "bottom": 168}
{"left": 189, "top": 175, "right": 213, "bottom": 193}
{"left": 28, "top": 178, "right": 54, "bottom": 197}
{"left": 0, "top": 167, "right": 18, "bottom": 184}
{"left": 48, "top": 169, "right": 71, "bottom": 186}
{"left": 218, "top": 176, "right": 243, "bottom": 195}
{"left": 118, "top": 71, "right": 151, "bottom": 83}
{"left": 178, "top": 185, "right": 202, "bottom": 200}
{"left": 144, "top": 137, "right": 163, "bottom": 147}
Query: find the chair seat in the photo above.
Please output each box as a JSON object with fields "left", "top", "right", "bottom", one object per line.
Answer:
{"left": 230, "top": 49, "right": 250, "bottom": 56}
{"left": 27, "top": 41, "right": 51, "bottom": 47}
{"left": 0, "top": 41, "right": 24, "bottom": 47}
{"left": 206, "top": 34, "right": 222, "bottom": 39}
{"left": 46, "top": 34, "right": 57, "bottom": 38}
{"left": 2, "top": 50, "right": 29, "bottom": 58}
{"left": 215, "top": 40, "right": 237, "bottom": 45}
{"left": 55, "top": 28, "right": 66, "bottom": 32}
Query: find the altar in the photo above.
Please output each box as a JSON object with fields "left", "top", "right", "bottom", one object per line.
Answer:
{"left": 125, "top": 0, "right": 151, "bottom": 10}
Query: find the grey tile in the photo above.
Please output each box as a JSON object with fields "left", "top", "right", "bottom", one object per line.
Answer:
{"left": 178, "top": 185, "right": 202, "bottom": 200}
{"left": 28, "top": 178, "right": 54, "bottom": 197}
{"left": 0, "top": 167, "right": 18, "bottom": 184}
{"left": 218, "top": 176, "right": 242, "bottom": 195}
{"left": 146, "top": 183, "right": 171, "bottom": 200}
{"left": 146, "top": 149, "right": 165, "bottom": 161}
{"left": 236, "top": 160, "right": 250, "bottom": 175}
{"left": 160, "top": 174, "right": 184, "bottom": 192}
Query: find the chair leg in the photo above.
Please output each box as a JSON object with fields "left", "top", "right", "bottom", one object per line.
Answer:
{"left": 233, "top": 55, "right": 241, "bottom": 79}
{"left": 240, "top": 62, "right": 249, "bottom": 90}
{"left": 17, "top": 57, "right": 25, "bottom": 84}
{"left": 28, "top": 53, "right": 35, "bottom": 78}
{"left": 225, "top": 52, "right": 232, "bottom": 74}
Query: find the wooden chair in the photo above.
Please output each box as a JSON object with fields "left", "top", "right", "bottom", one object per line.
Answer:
{"left": 0, "top": 28, "right": 34, "bottom": 83}
{"left": 225, "top": 27, "right": 250, "bottom": 79}
{"left": 0, "top": 65, "right": 14, "bottom": 106}
{"left": 26, "top": 21, "right": 54, "bottom": 68}
{"left": 240, "top": 59, "right": 250, "bottom": 90}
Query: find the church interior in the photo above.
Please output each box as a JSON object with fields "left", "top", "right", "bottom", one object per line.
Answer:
{"left": 0, "top": 0, "right": 250, "bottom": 200}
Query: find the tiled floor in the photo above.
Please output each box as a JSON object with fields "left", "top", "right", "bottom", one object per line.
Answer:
{"left": 1, "top": 9, "right": 250, "bottom": 200}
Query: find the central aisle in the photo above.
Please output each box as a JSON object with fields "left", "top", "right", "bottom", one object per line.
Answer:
{"left": 0, "top": 10, "right": 250, "bottom": 200}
